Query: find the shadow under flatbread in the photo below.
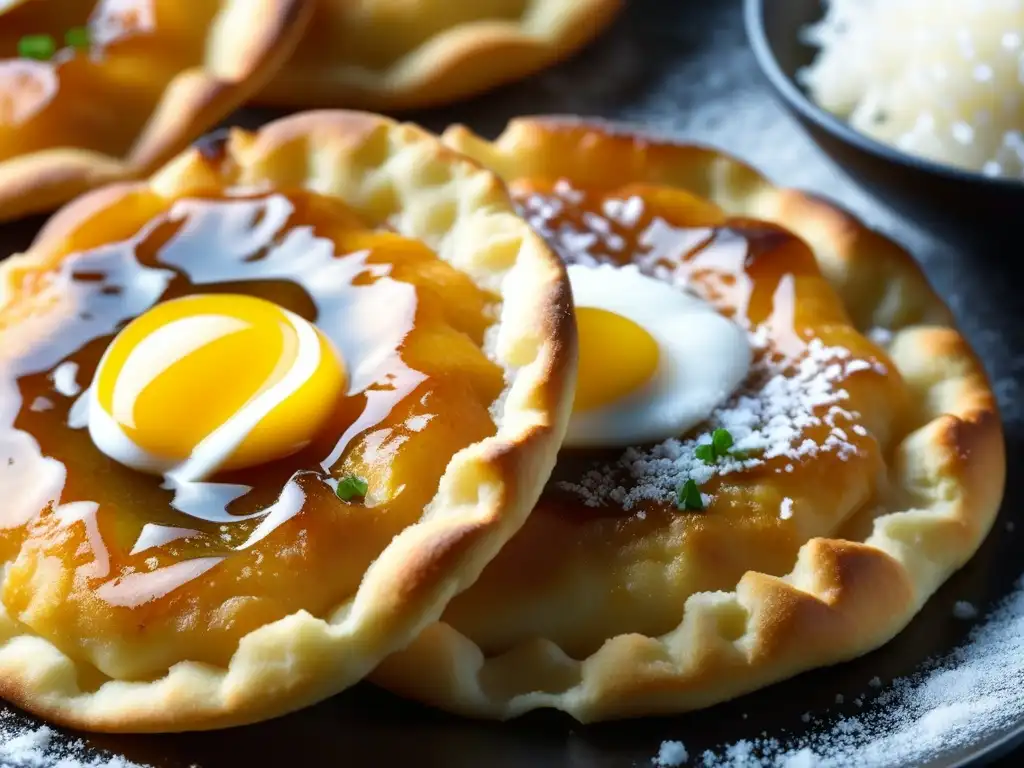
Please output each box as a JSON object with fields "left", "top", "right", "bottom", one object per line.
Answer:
{"left": 1, "top": 1, "right": 1023, "bottom": 766}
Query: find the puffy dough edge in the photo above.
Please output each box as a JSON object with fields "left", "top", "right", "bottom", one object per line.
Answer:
{"left": 369, "top": 116, "right": 1006, "bottom": 722}
{"left": 0, "top": 110, "right": 578, "bottom": 731}
{"left": 254, "top": 0, "right": 623, "bottom": 110}
{"left": 0, "top": 0, "right": 314, "bottom": 223}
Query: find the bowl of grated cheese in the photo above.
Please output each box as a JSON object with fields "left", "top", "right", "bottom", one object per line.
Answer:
{"left": 744, "top": 0, "right": 1024, "bottom": 246}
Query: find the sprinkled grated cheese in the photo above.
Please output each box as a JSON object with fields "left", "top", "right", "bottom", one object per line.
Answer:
{"left": 557, "top": 336, "right": 884, "bottom": 509}
{"left": 653, "top": 739, "right": 690, "bottom": 766}
{"left": 953, "top": 600, "right": 979, "bottom": 620}
{"left": 0, "top": 712, "right": 148, "bottom": 767}
{"left": 866, "top": 328, "right": 893, "bottom": 346}
{"left": 671, "top": 575, "right": 1024, "bottom": 767}
{"left": 780, "top": 497, "right": 794, "bottom": 520}
{"left": 517, "top": 179, "right": 887, "bottom": 512}
{"left": 518, "top": 182, "right": 648, "bottom": 267}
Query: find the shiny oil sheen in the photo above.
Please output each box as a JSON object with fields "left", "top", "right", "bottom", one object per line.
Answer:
{"left": 0, "top": 0, "right": 217, "bottom": 160}
{"left": 0, "top": 188, "right": 502, "bottom": 677}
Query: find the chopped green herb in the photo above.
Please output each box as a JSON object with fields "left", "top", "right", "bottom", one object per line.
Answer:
{"left": 18, "top": 34, "right": 56, "bottom": 60}
{"left": 730, "top": 449, "right": 749, "bottom": 461}
{"left": 676, "top": 479, "right": 704, "bottom": 511}
{"left": 65, "top": 27, "right": 90, "bottom": 50}
{"left": 694, "top": 443, "right": 716, "bottom": 464}
{"left": 336, "top": 475, "right": 368, "bottom": 502}
{"left": 711, "top": 428, "right": 733, "bottom": 456}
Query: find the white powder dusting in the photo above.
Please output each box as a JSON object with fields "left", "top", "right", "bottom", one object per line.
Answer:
{"left": 517, "top": 181, "right": 886, "bottom": 511}
{"left": 666, "top": 575, "right": 1024, "bottom": 767}
{"left": 653, "top": 740, "right": 689, "bottom": 766}
{"left": 0, "top": 712, "right": 149, "bottom": 767}
{"left": 953, "top": 600, "right": 979, "bottom": 620}
{"left": 780, "top": 498, "right": 794, "bottom": 520}
{"left": 558, "top": 337, "right": 882, "bottom": 509}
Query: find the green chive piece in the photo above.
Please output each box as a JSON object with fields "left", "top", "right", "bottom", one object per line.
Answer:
{"left": 18, "top": 34, "right": 56, "bottom": 60}
{"left": 676, "top": 479, "right": 704, "bottom": 511}
{"left": 712, "top": 428, "right": 733, "bottom": 456}
{"left": 694, "top": 443, "right": 716, "bottom": 464}
{"left": 65, "top": 26, "right": 90, "bottom": 50}
{"left": 336, "top": 475, "right": 368, "bottom": 502}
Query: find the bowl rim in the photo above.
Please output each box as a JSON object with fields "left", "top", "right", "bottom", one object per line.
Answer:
{"left": 742, "top": 0, "right": 1024, "bottom": 191}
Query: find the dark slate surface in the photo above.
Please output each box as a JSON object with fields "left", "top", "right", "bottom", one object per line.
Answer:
{"left": 1, "top": 1, "right": 1021, "bottom": 765}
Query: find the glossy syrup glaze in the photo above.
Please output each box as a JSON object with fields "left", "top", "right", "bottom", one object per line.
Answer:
{"left": 0, "top": 188, "right": 502, "bottom": 677}
{"left": 0, "top": 0, "right": 217, "bottom": 159}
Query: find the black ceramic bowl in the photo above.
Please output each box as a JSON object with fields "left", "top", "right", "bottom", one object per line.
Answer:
{"left": 744, "top": 0, "right": 1024, "bottom": 247}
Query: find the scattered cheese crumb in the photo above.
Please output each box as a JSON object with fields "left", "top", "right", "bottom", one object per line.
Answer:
{"left": 867, "top": 327, "right": 893, "bottom": 346}
{"left": 28, "top": 397, "right": 53, "bottom": 412}
{"left": 685, "top": 575, "right": 1024, "bottom": 767}
{"left": 0, "top": 712, "right": 149, "bottom": 767}
{"left": 780, "top": 748, "right": 819, "bottom": 768}
{"left": 652, "top": 740, "right": 689, "bottom": 766}
{"left": 953, "top": 600, "right": 979, "bottom": 620}
{"left": 869, "top": 676, "right": 882, "bottom": 688}
{"left": 50, "top": 362, "right": 81, "bottom": 398}
{"left": 558, "top": 337, "right": 878, "bottom": 509}
{"left": 518, "top": 181, "right": 887, "bottom": 513}
{"left": 780, "top": 497, "right": 794, "bottom": 520}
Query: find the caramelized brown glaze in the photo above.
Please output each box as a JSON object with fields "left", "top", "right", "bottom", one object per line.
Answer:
{"left": 0, "top": 1, "right": 216, "bottom": 160}
{"left": 0, "top": 188, "right": 502, "bottom": 676}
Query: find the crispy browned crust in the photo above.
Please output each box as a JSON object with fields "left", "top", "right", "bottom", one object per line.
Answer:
{"left": 254, "top": 0, "right": 623, "bottom": 110}
{"left": 0, "top": 0, "right": 314, "bottom": 223}
{"left": 369, "top": 117, "right": 1006, "bottom": 721}
{"left": 0, "top": 111, "right": 577, "bottom": 731}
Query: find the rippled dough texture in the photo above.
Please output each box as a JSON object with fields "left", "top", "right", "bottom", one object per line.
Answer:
{"left": 371, "top": 119, "right": 1003, "bottom": 723}
{"left": 0, "top": 0, "right": 311, "bottom": 220}
{"left": 1, "top": 189, "right": 503, "bottom": 681}
{"left": 256, "top": 0, "right": 622, "bottom": 110}
{"left": 0, "top": 112, "right": 576, "bottom": 732}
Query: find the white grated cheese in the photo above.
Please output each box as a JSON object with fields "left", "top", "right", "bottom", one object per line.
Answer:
{"left": 652, "top": 739, "right": 689, "bottom": 766}
{"left": 953, "top": 600, "right": 979, "bottom": 620}
{"left": 683, "top": 575, "right": 1024, "bottom": 767}
{"left": 557, "top": 336, "right": 882, "bottom": 509}
{"left": 517, "top": 179, "right": 887, "bottom": 511}
{"left": 780, "top": 497, "right": 794, "bottom": 520}
{"left": 866, "top": 327, "right": 893, "bottom": 346}
{"left": 0, "top": 712, "right": 148, "bottom": 767}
